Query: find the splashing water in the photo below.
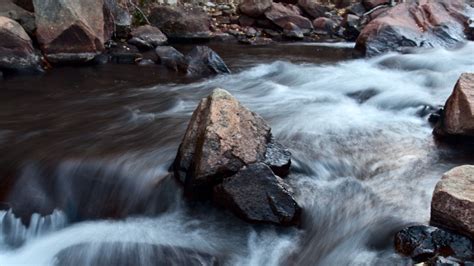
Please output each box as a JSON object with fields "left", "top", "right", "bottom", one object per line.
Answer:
{"left": 0, "top": 43, "right": 473, "bottom": 265}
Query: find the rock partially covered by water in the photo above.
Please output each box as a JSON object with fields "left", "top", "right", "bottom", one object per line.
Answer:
{"left": 239, "top": 0, "right": 272, "bottom": 18}
{"left": 174, "top": 89, "right": 296, "bottom": 225}
{"left": 0, "top": 16, "right": 40, "bottom": 72}
{"left": 431, "top": 165, "right": 474, "bottom": 239}
{"left": 395, "top": 225, "right": 474, "bottom": 264}
{"left": 54, "top": 242, "right": 219, "bottom": 266}
{"left": 186, "top": 46, "right": 230, "bottom": 77}
{"left": 149, "top": 6, "right": 212, "bottom": 40}
{"left": 33, "top": 0, "right": 109, "bottom": 64}
{"left": 155, "top": 46, "right": 187, "bottom": 73}
{"left": 214, "top": 163, "right": 300, "bottom": 226}
{"left": 435, "top": 73, "right": 474, "bottom": 138}
{"left": 128, "top": 25, "right": 168, "bottom": 50}
{"left": 356, "top": 0, "right": 472, "bottom": 56}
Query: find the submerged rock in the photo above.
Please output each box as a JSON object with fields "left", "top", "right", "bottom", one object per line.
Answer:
{"left": 155, "top": 46, "right": 187, "bottom": 73}
{"left": 431, "top": 165, "right": 474, "bottom": 239}
{"left": 128, "top": 25, "right": 168, "bottom": 50}
{"left": 239, "top": 0, "right": 272, "bottom": 18}
{"left": 213, "top": 163, "right": 300, "bottom": 226}
{"left": 149, "top": 6, "right": 212, "bottom": 40}
{"left": 186, "top": 46, "right": 230, "bottom": 77}
{"left": 33, "top": 0, "right": 109, "bottom": 64}
{"left": 107, "top": 43, "right": 141, "bottom": 64}
{"left": 395, "top": 225, "right": 474, "bottom": 264}
{"left": 174, "top": 89, "right": 297, "bottom": 225}
{"left": 356, "top": 0, "right": 472, "bottom": 56}
{"left": 54, "top": 242, "right": 219, "bottom": 266}
{"left": 0, "top": 16, "right": 40, "bottom": 72}
{"left": 435, "top": 73, "right": 474, "bottom": 138}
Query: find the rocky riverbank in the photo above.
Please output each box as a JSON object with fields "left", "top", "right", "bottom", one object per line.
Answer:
{"left": 1, "top": 0, "right": 473, "bottom": 79}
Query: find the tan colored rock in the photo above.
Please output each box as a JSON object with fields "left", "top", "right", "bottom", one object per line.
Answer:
{"left": 33, "top": 0, "right": 108, "bottom": 63}
{"left": 431, "top": 165, "right": 474, "bottom": 239}
{"left": 437, "top": 73, "right": 474, "bottom": 137}
{"left": 0, "top": 16, "right": 39, "bottom": 72}
{"left": 174, "top": 88, "right": 271, "bottom": 194}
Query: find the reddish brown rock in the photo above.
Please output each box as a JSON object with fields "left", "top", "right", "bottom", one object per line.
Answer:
{"left": 174, "top": 88, "right": 271, "bottom": 194}
{"left": 362, "top": 0, "right": 389, "bottom": 10}
{"left": 264, "top": 3, "right": 313, "bottom": 33}
{"left": 313, "top": 17, "right": 338, "bottom": 35}
{"left": 356, "top": 0, "right": 472, "bottom": 56}
{"left": 0, "top": 16, "right": 40, "bottom": 72}
{"left": 431, "top": 165, "right": 474, "bottom": 239}
{"left": 149, "top": 6, "right": 212, "bottom": 40}
{"left": 0, "top": 0, "right": 35, "bottom": 35}
{"left": 239, "top": 0, "right": 273, "bottom": 18}
{"left": 33, "top": 0, "right": 108, "bottom": 63}
{"left": 436, "top": 73, "right": 474, "bottom": 137}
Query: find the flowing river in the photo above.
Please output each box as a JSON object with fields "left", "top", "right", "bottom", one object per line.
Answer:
{"left": 0, "top": 42, "right": 473, "bottom": 265}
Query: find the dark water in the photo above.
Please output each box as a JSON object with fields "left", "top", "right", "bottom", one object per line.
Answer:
{"left": 0, "top": 42, "right": 473, "bottom": 265}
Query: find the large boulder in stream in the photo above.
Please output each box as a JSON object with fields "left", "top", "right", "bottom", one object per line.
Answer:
{"left": 149, "top": 6, "right": 212, "bottom": 40}
{"left": 0, "top": 16, "right": 40, "bottom": 72}
{"left": 55, "top": 242, "right": 219, "bottom": 266}
{"left": 33, "top": 0, "right": 109, "bottom": 64}
{"left": 174, "top": 89, "right": 297, "bottom": 225}
{"left": 128, "top": 25, "right": 168, "bottom": 50}
{"left": 435, "top": 73, "right": 474, "bottom": 138}
{"left": 431, "top": 165, "right": 474, "bottom": 239}
{"left": 356, "top": 0, "right": 473, "bottom": 56}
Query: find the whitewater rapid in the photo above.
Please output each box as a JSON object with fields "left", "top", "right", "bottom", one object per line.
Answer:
{"left": 1, "top": 43, "right": 473, "bottom": 265}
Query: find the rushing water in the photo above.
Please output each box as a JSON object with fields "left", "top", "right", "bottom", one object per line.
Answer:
{"left": 0, "top": 42, "right": 473, "bottom": 265}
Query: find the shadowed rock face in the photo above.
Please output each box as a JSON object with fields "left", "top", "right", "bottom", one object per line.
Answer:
{"left": 0, "top": 16, "right": 40, "bottom": 72}
{"left": 54, "top": 242, "right": 220, "bottom": 266}
{"left": 265, "top": 3, "right": 313, "bottom": 33}
{"left": 356, "top": 0, "right": 472, "bottom": 56}
{"left": 213, "top": 163, "right": 300, "bottom": 226}
{"left": 436, "top": 73, "right": 474, "bottom": 137}
{"left": 186, "top": 46, "right": 231, "bottom": 77}
{"left": 431, "top": 165, "right": 474, "bottom": 239}
{"left": 129, "top": 25, "right": 168, "bottom": 50}
{"left": 149, "top": 6, "right": 211, "bottom": 40}
{"left": 33, "top": 0, "right": 108, "bottom": 63}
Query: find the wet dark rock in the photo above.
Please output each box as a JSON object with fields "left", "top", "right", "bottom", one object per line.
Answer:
{"left": 356, "top": 0, "right": 472, "bottom": 56}
{"left": 245, "top": 27, "right": 258, "bottom": 38}
{"left": 255, "top": 18, "right": 280, "bottom": 30}
{"left": 213, "top": 163, "right": 300, "bottom": 226}
{"left": 467, "top": 18, "right": 474, "bottom": 40}
{"left": 265, "top": 3, "right": 313, "bottom": 33}
{"left": 104, "top": 0, "right": 132, "bottom": 39}
{"left": 33, "top": 0, "right": 109, "bottom": 64}
{"left": 0, "top": 16, "right": 40, "bottom": 72}
{"left": 107, "top": 43, "right": 141, "bottom": 64}
{"left": 431, "top": 165, "right": 474, "bottom": 239}
{"left": 149, "top": 6, "right": 212, "bottom": 41}
{"left": 239, "top": 0, "right": 273, "bottom": 18}
{"left": 186, "top": 46, "right": 230, "bottom": 77}
{"left": 346, "top": 89, "right": 379, "bottom": 103}
{"left": 313, "top": 17, "right": 338, "bottom": 35}
{"left": 297, "top": 0, "right": 330, "bottom": 19}
{"left": 155, "top": 46, "right": 187, "bottom": 73}
{"left": 395, "top": 225, "right": 474, "bottom": 264}
{"left": 54, "top": 242, "right": 220, "bottom": 266}
{"left": 362, "top": 0, "right": 390, "bottom": 10}
{"left": 128, "top": 25, "right": 168, "bottom": 50}
{"left": 342, "top": 14, "right": 361, "bottom": 41}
